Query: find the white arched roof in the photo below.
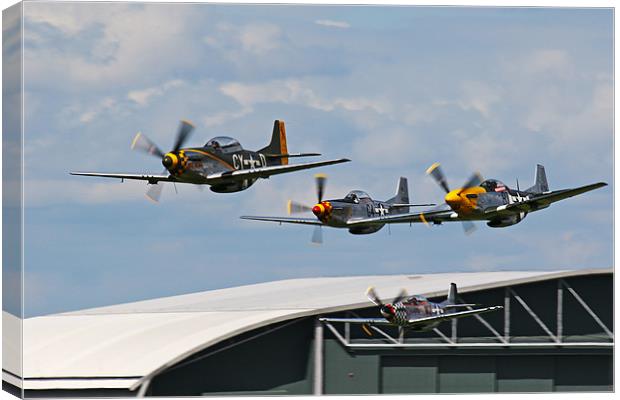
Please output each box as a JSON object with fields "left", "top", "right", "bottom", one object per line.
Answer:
{"left": 5, "top": 269, "right": 610, "bottom": 391}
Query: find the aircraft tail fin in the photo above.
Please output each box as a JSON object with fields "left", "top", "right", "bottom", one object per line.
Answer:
{"left": 260, "top": 120, "right": 289, "bottom": 165}
{"left": 447, "top": 282, "right": 457, "bottom": 304}
{"left": 526, "top": 164, "right": 549, "bottom": 194}
{"left": 387, "top": 177, "right": 409, "bottom": 205}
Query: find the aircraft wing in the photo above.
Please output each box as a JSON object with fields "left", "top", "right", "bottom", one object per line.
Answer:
{"left": 69, "top": 172, "right": 175, "bottom": 183}
{"left": 345, "top": 207, "right": 455, "bottom": 227}
{"left": 240, "top": 216, "right": 323, "bottom": 226}
{"left": 483, "top": 182, "right": 607, "bottom": 216}
{"left": 204, "top": 158, "right": 350, "bottom": 184}
{"left": 407, "top": 306, "right": 503, "bottom": 327}
{"left": 318, "top": 317, "right": 393, "bottom": 325}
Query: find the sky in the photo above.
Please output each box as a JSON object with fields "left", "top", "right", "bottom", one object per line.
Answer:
{"left": 12, "top": 4, "right": 613, "bottom": 316}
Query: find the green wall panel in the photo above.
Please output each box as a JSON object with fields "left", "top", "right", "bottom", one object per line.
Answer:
{"left": 496, "top": 356, "right": 554, "bottom": 392}
{"left": 438, "top": 356, "right": 496, "bottom": 393}
{"left": 381, "top": 356, "right": 438, "bottom": 393}
{"left": 324, "top": 341, "right": 379, "bottom": 394}
{"left": 554, "top": 355, "right": 613, "bottom": 392}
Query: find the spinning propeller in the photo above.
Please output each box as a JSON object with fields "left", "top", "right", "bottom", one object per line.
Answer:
{"left": 287, "top": 174, "right": 330, "bottom": 244}
{"left": 366, "top": 286, "right": 408, "bottom": 317}
{"left": 361, "top": 287, "right": 408, "bottom": 336}
{"left": 426, "top": 162, "right": 483, "bottom": 235}
{"left": 130, "top": 120, "right": 195, "bottom": 202}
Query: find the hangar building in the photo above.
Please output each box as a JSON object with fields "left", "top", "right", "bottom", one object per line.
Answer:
{"left": 2, "top": 268, "right": 613, "bottom": 397}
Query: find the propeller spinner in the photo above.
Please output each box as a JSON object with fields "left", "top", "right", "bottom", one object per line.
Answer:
{"left": 426, "top": 162, "right": 483, "bottom": 234}
{"left": 130, "top": 120, "right": 195, "bottom": 202}
{"left": 287, "top": 174, "right": 332, "bottom": 244}
{"left": 366, "top": 286, "right": 408, "bottom": 319}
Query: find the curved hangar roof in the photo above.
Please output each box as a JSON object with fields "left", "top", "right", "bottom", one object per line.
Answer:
{"left": 7, "top": 269, "right": 609, "bottom": 391}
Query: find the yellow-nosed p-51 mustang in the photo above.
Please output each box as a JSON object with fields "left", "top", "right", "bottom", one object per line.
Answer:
{"left": 343, "top": 163, "right": 607, "bottom": 234}
{"left": 71, "top": 120, "right": 350, "bottom": 202}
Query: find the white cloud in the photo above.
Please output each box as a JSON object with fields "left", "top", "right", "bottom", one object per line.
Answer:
{"left": 220, "top": 79, "right": 385, "bottom": 113}
{"left": 78, "top": 97, "right": 117, "bottom": 123}
{"left": 457, "top": 81, "right": 501, "bottom": 119}
{"left": 239, "top": 23, "right": 282, "bottom": 55}
{"left": 203, "top": 107, "right": 253, "bottom": 128}
{"left": 24, "top": 4, "right": 201, "bottom": 88}
{"left": 203, "top": 22, "right": 284, "bottom": 58}
{"left": 452, "top": 129, "right": 516, "bottom": 174}
{"left": 352, "top": 128, "right": 422, "bottom": 167}
{"left": 315, "top": 19, "right": 350, "bottom": 29}
{"left": 127, "top": 79, "right": 185, "bottom": 107}
{"left": 524, "top": 49, "right": 573, "bottom": 78}
{"left": 24, "top": 2, "right": 123, "bottom": 35}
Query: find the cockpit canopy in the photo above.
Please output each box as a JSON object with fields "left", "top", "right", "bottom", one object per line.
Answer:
{"left": 410, "top": 295, "right": 428, "bottom": 303}
{"left": 205, "top": 136, "right": 242, "bottom": 153}
{"left": 480, "top": 179, "right": 508, "bottom": 193}
{"left": 344, "top": 190, "right": 371, "bottom": 203}
{"left": 406, "top": 295, "right": 428, "bottom": 305}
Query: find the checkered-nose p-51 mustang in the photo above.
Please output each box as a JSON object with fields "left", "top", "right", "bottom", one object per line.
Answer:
{"left": 240, "top": 174, "right": 435, "bottom": 243}
{"left": 70, "top": 120, "right": 349, "bottom": 202}
{"left": 340, "top": 163, "right": 607, "bottom": 234}
{"left": 320, "top": 283, "right": 503, "bottom": 333}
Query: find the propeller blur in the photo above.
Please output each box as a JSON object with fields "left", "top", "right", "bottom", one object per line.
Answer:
{"left": 241, "top": 175, "right": 435, "bottom": 244}
{"left": 71, "top": 120, "right": 350, "bottom": 202}
{"left": 333, "top": 163, "right": 607, "bottom": 233}
{"left": 320, "top": 283, "right": 503, "bottom": 332}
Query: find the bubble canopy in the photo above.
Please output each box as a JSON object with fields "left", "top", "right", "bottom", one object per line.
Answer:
{"left": 344, "top": 190, "right": 371, "bottom": 202}
{"left": 480, "top": 179, "right": 508, "bottom": 192}
{"left": 205, "top": 136, "right": 242, "bottom": 152}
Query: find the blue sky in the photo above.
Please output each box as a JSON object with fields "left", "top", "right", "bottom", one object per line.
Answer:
{"left": 17, "top": 4, "right": 612, "bottom": 316}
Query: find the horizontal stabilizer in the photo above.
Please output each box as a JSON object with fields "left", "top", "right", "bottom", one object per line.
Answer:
{"left": 443, "top": 303, "right": 478, "bottom": 308}
{"left": 407, "top": 306, "right": 504, "bottom": 327}
{"left": 264, "top": 152, "right": 321, "bottom": 158}
{"left": 205, "top": 158, "right": 350, "bottom": 184}
{"left": 391, "top": 203, "right": 436, "bottom": 207}
{"left": 318, "top": 317, "right": 392, "bottom": 325}
{"left": 484, "top": 182, "right": 607, "bottom": 215}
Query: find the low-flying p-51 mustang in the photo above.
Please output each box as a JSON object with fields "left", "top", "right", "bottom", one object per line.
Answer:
{"left": 70, "top": 120, "right": 349, "bottom": 202}
{"left": 240, "top": 175, "right": 434, "bottom": 243}
{"left": 319, "top": 283, "right": 502, "bottom": 333}
{"left": 340, "top": 163, "right": 607, "bottom": 234}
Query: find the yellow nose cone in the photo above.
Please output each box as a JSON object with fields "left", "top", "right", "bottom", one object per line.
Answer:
{"left": 445, "top": 190, "right": 461, "bottom": 206}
